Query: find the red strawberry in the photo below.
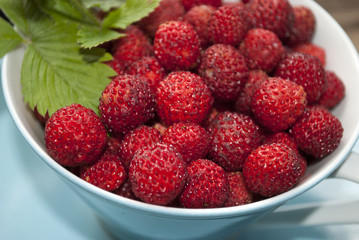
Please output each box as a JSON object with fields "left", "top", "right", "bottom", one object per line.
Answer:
{"left": 126, "top": 56, "right": 166, "bottom": 92}
{"left": 294, "top": 43, "right": 326, "bottom": 67}
{"left": 286, "top": 5, "right": 316, "bottom": 47}
{"left": 263, "top": 131, "right": 300, "bottom": 154}
{"left": 180, "top": 159, "right": 229, "bottom": 208}
{"left": 111, "top": 25, "right": 153, "bottom": 69}
{"left": 45, "top": 104, "right": 107, "bottom": 167}
{"left": 153, "top": 20, "right": 201, "bottom": 71}
{"left": 33, "top": 105, "right": 49, "bottom": 125}
{"left": 80, "top": 150, "right": 127, "bottom": 192}
{"left": 119, "top": 125, "right": 162, "bottom": 169}
{"left": 129, "top": 143, "right": 187, "bottom": 206}
{"left": 239, "top": 28, "right": 285, "bottom": 72}
{"left": 275, "top": 52, "right": 326, "bottom": 104}
{"left": 245, "top": 0, "right": 294, "bottom": 40}
{"left": 114, "top": 179, "right": 138, "bottom": 200}
{"left": 156, "top": 71, "right": 213, "bottom": 126}
{"left": 235, "top": 70, "right": 268, "bottom": 115}
{"left": 183, "top": 4, "right": 215, "bottom": 48}
{"left": 207, "top": 3, "right": 248, "bottom": 46}
{"left": 181, "top": 0, "right": 221, "bottom": 11}
{"left": 289, "top": 105, "right": 344, "bottom": 158}
{"left": 198, "top": 44, "right": 249, "bottom": 102}
{"left": 263, "top": 131, "right": 307, "bottom": 178}
{"left": 318, "top": 70, "right": 345, "bottom": 109}
{"left": 224, "top": 171, "right": 253, "bottom": 207}
{"left": 251, "top": 77, "right": 307, "bottom": 132}
{"left": 163, "top": 122, "right": 210, "bottom": 164}
{"left": 208, "top": 111, "right": 264, "bottom": 171}
{"left": 105, "top": 58, "right": 126, "bottom": 76}
{"left": 137, "top": 0, "right": 185, "bottom": 37}
{"left": 243, "top": 143, "right": 305, "bottom": 197}
{"left": 99, "top": 75, "right": 155, "bottom": 135}
{"left": 203, "top": 101, "right": 236, "bottom": 128}
{"left": 106, "top": 136, "right": 123, "bottom": 155}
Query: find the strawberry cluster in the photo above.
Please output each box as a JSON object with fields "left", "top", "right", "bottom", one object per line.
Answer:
{"left": 43, "top": 0, "right": 345, "bottom": 208}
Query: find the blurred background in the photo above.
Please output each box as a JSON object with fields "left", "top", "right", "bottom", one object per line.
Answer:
{"left": 316, "top": 0, "right": 359, "bottom": 51}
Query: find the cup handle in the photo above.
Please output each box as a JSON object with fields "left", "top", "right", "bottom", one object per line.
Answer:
{"left": 330, "top": 149, "right": 359, "bottom": 183}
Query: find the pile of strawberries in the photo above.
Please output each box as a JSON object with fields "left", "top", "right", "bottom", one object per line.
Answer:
{"left": 42, "top": 0, "right": 345, "bottom": 208}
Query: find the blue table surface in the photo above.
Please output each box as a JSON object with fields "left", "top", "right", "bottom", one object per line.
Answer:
{"left": 2, "top": 58, "right": 359, "bottom": 240}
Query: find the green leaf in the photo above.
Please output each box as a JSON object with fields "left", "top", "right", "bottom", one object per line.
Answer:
{"left": 80, "top": 47, "right": 113, "bottom": 63}
{"left": 78, "top": 24, "right": 125, "bottom": 48}
{"left": 33, "top": 0, "right": 100, "bottom": 26}
{"left": 83, "top": 0, "right": 125, "bottom": 11}
{"left": 102, "top": 0, "right": 160, "bottom": 29}
{"left": 21, "top": 42, "right": 115, "bottom": 116}
{"left": 15, "top": 1, "right": 116, "bottom": 116}
{"left": 0, "top": 0, "right": 38, "bottom": 36}
{"left": 0, "top": 18, "right": 23, "bottom": 59}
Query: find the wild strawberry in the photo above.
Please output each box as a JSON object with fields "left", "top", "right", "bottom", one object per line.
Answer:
{"left": 275, "top": 52, "right": 326, "bottom": 104}
{"left": 163, "top": 122, "right": 210, "bottom": 164}
{"left": 239, "top": 28, "right": 285, "bottom": 72}
{"left": 180, "top": 159, "right": 229, "bottom": 208}
{"left": 126, "top": 56, "right": 166, "bottom": 92}
{"left": 243, "top": 143, "right": 305, "bottom": 197}
{"left": 183, "top": 4, "right": 215, "bottom": 47}
{"left": 114, "top": 179, "right": 138, "bottom": 200}
{"left": 80, "top": 150, "right": 127, "bottom": 192}
{"left": 181, "top": 0, "right": 221, "bottom": 11}
{"left": 207, "top": 3, "right": 248, "bottom": 46}
{"left": 129, "top": 143, "right": 187, "bottom": 206}
{"left": 318, "top": 71, "right": 345, "bottom": 109}
{"left": 156, "top": 71, "right": 213, "bottom": 126}
{"left": 289, "top": 105, "right": 344, "bottom": 158}
{"left": 208, "top": 111, "right": 264, "bottom": 171}
{"left": 119, "top": 125, "right": 162, "bottom": 169}
{"left": 245, "top": 0, "right": 294, "bottom": 40}
{"left": 234, "top": 70, "right": 268, "bottom": 115}
{"left": 105, "top": 58, "right": 126, "bottom": 76}
{"left": 263, "top": 131, "right": 299, "bottom": 154}
{"left": 99, "top": 75, "right": 155, "bottom": 135}
{"left": 251, "top": 77, "right": 307, "bottom": 132}
{"left": 137, "top": 0, "right": 185, "bottom": 37}
{"left": 263, "top": 131, "right": 307, "bottom": 178}
{"left": 111, "top": 25, "right": 153, "bottom": 69}
{"left": 198, "top": 44, "right": 249, "bottom": 102}
{"left": 45, "top": 104, "right": 107, "bottom": 167}
{"left": 203, "top": 101, "right": 236, "bottom": 128}
{"left": 286, "top": 5, "right": 316, "bottom": 47}
{"left": 153, "top": 20, "right": 200, "bottom": 71}
{"left": 294, "top": 43, "right": 326, "bottom": 66}
{"left": 33, "top": 105, "right": 49, "bottom": 125}
{"left": 224, "top": 172, "right": 253, "bottom": 207}
{"left": 106, "top": 136, "right": 122, "bottom": 155}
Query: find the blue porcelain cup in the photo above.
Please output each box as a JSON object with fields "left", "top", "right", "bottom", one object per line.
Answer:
{"left": 3, "top": 0, "right": 359, "bottom": 239}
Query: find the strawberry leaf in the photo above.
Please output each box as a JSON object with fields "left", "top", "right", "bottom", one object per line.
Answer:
{"left": 77, "top": 25, "right": 125, "bottom": 49}
{"left": 33, "top": 0, "right": 100, "bottom": 26}
{"left": 7, "top": 0, "right": 117, "bottom": 116}
{"left": 0, "top": 18, "right": 23, "bottom": 58}
{"left": 78, "top": 0, "right": 160, "bottom": 48}
{"left": 102, "top": 0, "right": 160, "bottom": 29}
{"left": 83, "top": 0, "right": 125, "bottom": 11}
